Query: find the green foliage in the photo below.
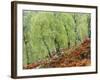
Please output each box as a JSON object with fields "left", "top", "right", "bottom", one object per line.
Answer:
{"left": 23, "top": 11, "right": 90, "bottom": 65}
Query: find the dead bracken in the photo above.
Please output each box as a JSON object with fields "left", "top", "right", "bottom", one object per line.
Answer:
{"left": 23, "top": 38, "right": 91, "bottom": 69}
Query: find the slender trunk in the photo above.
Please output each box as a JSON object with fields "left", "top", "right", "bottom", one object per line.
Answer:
{"left": 49, "top": 22, "right": 61, "bottom": 55}
{"left": 64, "top": 25, "right": 70, "bottom": 48}
{"left": 25, "top": 40, "right": 30, "bottom": 65}
{"left": 26, "top": 49, "right": 30, "bottom": 65}
{"left": 87, "top": 15, "right": 91, "bottom": 38}
{"left": 54, "top": 38, "right": 61, "bottom": 55}
{"left": 42, "top": 37, "right": 52, "bottom": 58}
{"left": 73, "top": 14, "right": 81, "bottom": 45}
{"left": 40, "top": 24, "right": 52, "bottom": 58}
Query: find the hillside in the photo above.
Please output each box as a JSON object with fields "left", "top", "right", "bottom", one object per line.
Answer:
{"left": 23, "top": 38, "right": 91, "bottom": 69}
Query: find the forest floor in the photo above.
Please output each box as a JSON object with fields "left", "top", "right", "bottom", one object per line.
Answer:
{"left": 23, "top": 38, "right": 91, "bottom": 69}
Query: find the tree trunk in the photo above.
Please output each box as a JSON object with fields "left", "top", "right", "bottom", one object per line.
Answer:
{"left": 73, "top": 14, "right": 81, "bottom": 45}
{"left": 87, "top": 15, "right": 91, "bottom": 38}
{"left": 24, "top": 40, "right": 30, "bottom": 65}
{"left": 64, "top": 25, "right": 70, "bottom": 48}
{"left": 54, "top": 38, "right": 61, "bottom": 55}
{"left": 42, "top": 37, "right": 52, "bottom": 58}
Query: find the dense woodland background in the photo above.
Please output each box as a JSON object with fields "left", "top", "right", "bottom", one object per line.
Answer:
{"left": 23, "top": 11, "right": 91, "bottom": 69}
